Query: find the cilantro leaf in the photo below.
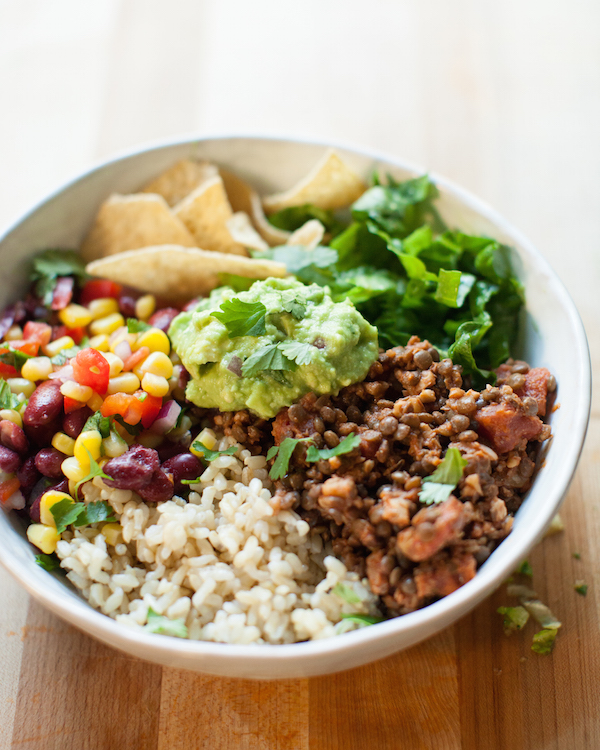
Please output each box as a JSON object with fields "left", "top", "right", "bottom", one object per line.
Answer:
{"left": 573, "top": 552, "right": 581, "bottom": 560}
{"left": 74, "top": 500, "right": 116, "bottom": 526}
{"left": 30, "top": 249, "right": 88, "bottom": 306}
{"left": 83, "top": 411, "right": 112, "bottom": 438}
{"left": 241, "top": 343, "right": 296, "bottom": 377}
{"left": 332, "top": 582, "right": 362, "bottom": 604}
{"left": 50, "top": 498, "right": 87, "bottom": 534}
{"left": 280, "top": 296, "right": 307, "bottom": 320}
{"left": 268, "top": 437, "right": 307, "bottom": 480}
{"left": 339, "top": 613, "right": 385, "bottom": 626}
{"left": 212, "top": 298, "right": 267, "bottom": 337}
{"left": 50, "top": 340, "right": 88, "bottom": 366}
{"left": 74, "top": 449, "right": 111, "bottom": 498}
{"left": 144, "top": 607, "right": 188, "bottom": 638}
{"left": 278, "top": 341, "right": 315, "bottom": 367}
{"left": 516, "top": 560, "right": 533, "bottom": 577}
{"left": 35, "top": 553, "right": 61, "bottom": 571}
{"left": 305, "top": 433, "right": 361, "bottom": 463}
{"left": 127, "top": 318, "right": 151, "bottom": 333}
{"left": 189, "top": 441, "right": 238, "bottom": 464}
{"left": 419, "top": 447, "right": 467, "bottom": 505}
{"left": 0, "top": 349, "right": 34, "bottom": 371}
{"left": 0, "top": 379, "right": 21, "bottom": 410}
{"left": 531, "top": 628, "right": 557, "bottom": 655}
{"left": 112, "top": 415, "right": 143, "bottom": 436}
{"left": 574, "top": 580, "right": 588, "bottom": 596}
{"left": 497, "top": 605, "right": 529, "bottom": 635}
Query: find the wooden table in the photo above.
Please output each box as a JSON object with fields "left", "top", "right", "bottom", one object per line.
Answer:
{"left": 1, "top": 2, "right": 599, "bottom": 747}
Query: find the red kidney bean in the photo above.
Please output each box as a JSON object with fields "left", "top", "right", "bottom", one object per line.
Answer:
{"left": 24, "top": 380, "right": 63, "bottom": 427}
{"left": 0, "top": 420, "right": 29, "bottom": 454}
{"left": 163, "top": 453, "right": 202, "bottom": 493}
{"left": 137, "top": 469, "right": 174, "bottom": 503}
{"left": 157, "top": 442, "right": 186, "bottom": 462}
{"left": 103, "top": 444, "right": 159, "bottom": 491}
{"left": 35, "top": 447, "right": 65, "bottom": 478}
{"left": 28, "top": 477, "right": 69, "bottom": 522}
{"left": 24, "top": 417, "right": 63, "bottom": 447}
{"left": 17, "top": 456, "right": 40, "bottom": 493}
{"left": 0, "top": 445, "right": 20, "bottom": 473}
{"left": 148, "top": 307, "right": 179, "bottom": 333}
{"left": 62, "top": 406, "right": 92, "bottom": 439}
{"left": 119, "top": 295, "right": 137, "bottom": 318}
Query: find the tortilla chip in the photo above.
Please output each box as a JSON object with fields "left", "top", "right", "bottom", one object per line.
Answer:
{"left": 227, "top": 212, "right": 269, "bottom": 252}
{"left": 287, "top": 219, "right": 325, "bottom": 250}
{"left": 80, "top": 194, "right": 196, "bottom": 262}
{"left": 86, "top": 245, "right": 287, "bottom": 303}
{"left": 174, "top": 176, "right": 246, "bottom": 256}
{"left": 220, "top": 168, "right": 290, "bottom": 246}
{"left": 141, "top": 160, "right": 218, "bottom": 206}
{"left": 262, "top": 149, "right": 366, "bottom": 213}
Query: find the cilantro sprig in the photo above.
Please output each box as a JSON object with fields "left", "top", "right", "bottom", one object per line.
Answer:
{"left": 267, "top": 433, "right": 361, "bottom": 480}
{"left": 0, "top": 349, "right": 33, "bottom": 371}
{"left": 339, "top": 613, "right": 385, "bottom": 627}
{"left": 0, "top": 379, "right": 21, "bottom": 410}
{"left": 419, "top": 448, "right": 467, "bottom": 505}
{"left": 144, "top": 607, "right": 188, "bottom": 638}
{"left": 127, "top": 318, "right": 151, "bottom": 333}
{"left": 50, "top": 498, "right": 116, "bottom": 534}
{"left": 30, "top": 249, "right": 88, "bottom": 306}
{"left": 212, "top": 298, "right": 267, "bottom": 337}
{"left": 35, "top": 553, "right": 61, "bottom": 571}
{"left": 74, "top": 449, "right": 112, "bottom": 499}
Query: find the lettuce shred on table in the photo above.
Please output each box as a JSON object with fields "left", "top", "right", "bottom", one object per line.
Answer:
{"left": 256, "top": 174, "right": 525, "bottom": 386}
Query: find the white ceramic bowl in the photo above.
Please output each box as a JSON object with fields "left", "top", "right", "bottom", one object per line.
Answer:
{"left": 0, "top": 136, "right": 590, "bottom": 679}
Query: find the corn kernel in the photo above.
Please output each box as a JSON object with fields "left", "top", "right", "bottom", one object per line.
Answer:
{"left": 21, "top": 356, "right": 53, "bottom": 382}
{"left": 109, "top": 331, "right": 137, "bottom": 354}
{"left": 101, "top": 523, "right": 122, "bottom": 546}
{"left": 137, "top": 430, "right": 163, "bottom": 449}
{"left": 89, "top": 334, "right": 110, "bottom": 352}
{"left": 134, "top": 351, "right": 173, "bottom": 380}
{"left": 88, "top": 297, "right": 119, "bottom": 320}
{"left": 58, "top": 303, "right": 93, "bottom": 329}
{"left": 27, "top": 523, "right": 61, "bottom": 554}
{"left": 52, "top": 432, "right": 76, "bottom": 456}
{"left": 61, "top": 456, "right": 87, "bottom": 482}
{"left": 135, "top": 294, "right": 156, "bottom": 321}
{"left": 74, "top": 430, "right": 102, "bottom": 468}
{"left": 39, "top": 490, "right": 73, "bottom": 527}
{"left": 89, "top": 313, "right": 125, "bottom": 337}
{"left": 60, "top": 381, "right": 93, "bottom": 403}
{"left": 68, "top": 479, "right": 78, "bottom": 498}
{"left": 107, "top": 372, "right": 140, "bottom": 395}
{"left": 0, "top": 409, "right": 22, "bottom": 427}
{"left": 193, "top": 428, "right": 217, "bottom": 452}
{"left": 102, "top": 431, "right": 129, "bottom": 458}
{"left": 133, "top": 328, "right": 170, "bottom": 355}
{"left": 43, "top": 336, "right": 75, "bottom": 358}
{"left": 5, "top": 325, "right": 23, "bottom": 341}
{"left": 7, "top": 378, "right": 35, "bottom": 398}
{"left": 100, "top": 351, "right": 124, "bottom": 377}
{"left": 87, "top": 391, "right": 104, "bottom": 412}
{"left": 141, "top": 372, "right": 169, "bottom": 398}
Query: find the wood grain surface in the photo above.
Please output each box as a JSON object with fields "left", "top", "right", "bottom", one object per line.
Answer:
{"left": 1, "top": 1, "right": 599, "bottom": 748}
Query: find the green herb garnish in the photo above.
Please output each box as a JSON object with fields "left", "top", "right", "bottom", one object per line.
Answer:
{"left": 573, "top": 552, "right": 581, "bottom": 560}
{"left": 144, "top": 607, "right": 188, "bottom": 638}
{"left": 267, "top": 437, "right": 308, "bottom": 480}
{"left": 516, "top": 560, "right": 533, "bottom": 577}
{"left": 241, "top": 343, "right": 296, "bottom": 377}
{"left": 212, "top": 298, "right": 267, "bottom": 337}
{"left": 74, "top": 449, "right": 112, "bottom": 498}
{"left": 419, "top": 448, "right": 467, "bottom": 505}
{"left": 305, "top": 433, "right": 361, "bottom": 462}
{"left": 339, "top": 613, "right": 385, "bottom": 626}
{"left": 497, "top": 605, "right": 529, "bottom": 635}
{"left": 50, "top": 496, "right": 115, "bottom": 533}
{"left": 34, "top": 553, "right": 61, "bottom": 571}
{"left": 189, "top": 441, "right": 238, "bottom": 465}
{"left": 127, "top": 318, "right": 151, "bottom": 333}
{"left": 531, "top": 628, "right": 557, "bottom": 655}
{"left": 332, "top": 582, "right": 362, "bottom": 604}
{"left": 30, "top": 249, "right": 88, "bottom": 306}
{"left": 277, "top": 341, "right": 315, "bottom": 367}
{"left": 574, "top": 580, "right": 588, "bottom": 596}
{"left": 0, "top": 349, "right": 33, "bottom": 371}
{"left": 83, "top": 411, "right": 112, "bottom": 438}
{"left": 0, "top": 379, "right": 21, "bottom": 410}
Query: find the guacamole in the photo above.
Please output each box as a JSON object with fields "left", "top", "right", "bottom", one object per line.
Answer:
{"left": 169, "top": 278, "right": 378, "bottom": 419}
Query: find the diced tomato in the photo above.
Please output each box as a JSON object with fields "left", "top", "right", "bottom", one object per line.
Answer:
{"left": 0, "top": 362, "right": 18, "bottom": 378}
{"left": 64, "top": 396, "right": 85, "bottom": 414}
{"left": 475, "top": 402, "right": 542, "bottom": 453}
{"left": 23, "top": 321, "right": 52, "bottom": 348}
{"left": 0, "top": 476, "right": 20, "bottom": 505}
{"left": 51, "top": 325, "right": 67, "bottom": 341}
{"left": 122, "top": 346, "right": 149, "bottom": 372}
{"left": 7, "top": 340, "right": 40, "bottom": 356}
{"left": 51, "top": 277, "right": 74, "bottom": 311}
{"left": 72, "top": 348, "right": 110, "bottom": 395}
{"left": 66, "top": 327, "right": 87, "bottom": 345}
{"left": 134, "top": 390, "right": 162, "bottom": 429}
{"left": 101, "top": 393, "right": 144, "bottom": 425}
{"left": 80, "top": 279, "right": 123, "bottom": 306}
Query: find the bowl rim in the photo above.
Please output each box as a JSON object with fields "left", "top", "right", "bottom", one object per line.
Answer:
{"left": 0, "top": 132, "right": 591, "bottom": 666}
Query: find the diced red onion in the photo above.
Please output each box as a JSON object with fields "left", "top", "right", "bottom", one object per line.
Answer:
{"left": 150, "top": 400, "right": 181, "bottom": 434}
{"left": 3, "top": 490, "right": 25, "bottom": 511}
{"left": 114, "top": 340, "right": 132, "bottom": 362}
{"left": 48, "top": 364, "right": 74, "bottom": 382}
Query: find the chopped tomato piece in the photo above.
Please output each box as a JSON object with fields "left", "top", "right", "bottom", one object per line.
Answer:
{"left": 122, "top": 346, "right": 149, "bottom": 372}
{"left": 475, "top": 402, "right": 542, "bottom": 453}
{"left": 80, "top": 279, "right": 123, "bottom": 306}
{"left": 66, "top": 326, "right": 87, "bottom": 345}
{"left": 73, "top": 348, "right": 110, "bottom": 395}
{"left": 0, "top": 476, "right": 20, "bottom": 505}
{"left": 101, "top": 393, "right": 144, "bottom": 426}
{"left": 0, "top": 362, "right": 18, "bottom": 377}
{"left": 23, "top": 321, "right": 52, "bottom": 348}
{"left": 51, "top": 325, "right": 67, "bottom": 341}
{"left": 7, "top": 341, "right": 40, "bottom": 356}
{"left": 51, "top": 277, "right": 74, "bottom": 310}
{"left": 134, "top": 390, "right": 162, "bottom": 429}
{"left": 64, "top": 396, "right": 85, "bottom": 414}
{"left": 518, "top": 367, "right": 552, "bottom": 417}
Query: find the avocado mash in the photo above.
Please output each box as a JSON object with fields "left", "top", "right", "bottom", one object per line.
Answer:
{"left": 168, "top": 278, "right": 378, "bottom": 418}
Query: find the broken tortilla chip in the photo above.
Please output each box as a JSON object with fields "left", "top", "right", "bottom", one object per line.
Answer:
{"left": 86, "top": 245, "right": 286, "bottom": 303}
{"left": 174, "top": 176, "right": 246, "bottom": 256}
{"left": 80, "top": 193, "right": 195, "bottom": 262}
{"left": 262, "top": 149, "right": 366, "bottom": 214}
{"left": 141, "top": 160, "right": 218, "bottom": 206}
{"left": 227, "top": 212, "right": 269, "bottom": 252}
{"left": 287, "top": 219, "right": 325, "bottom": 250}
